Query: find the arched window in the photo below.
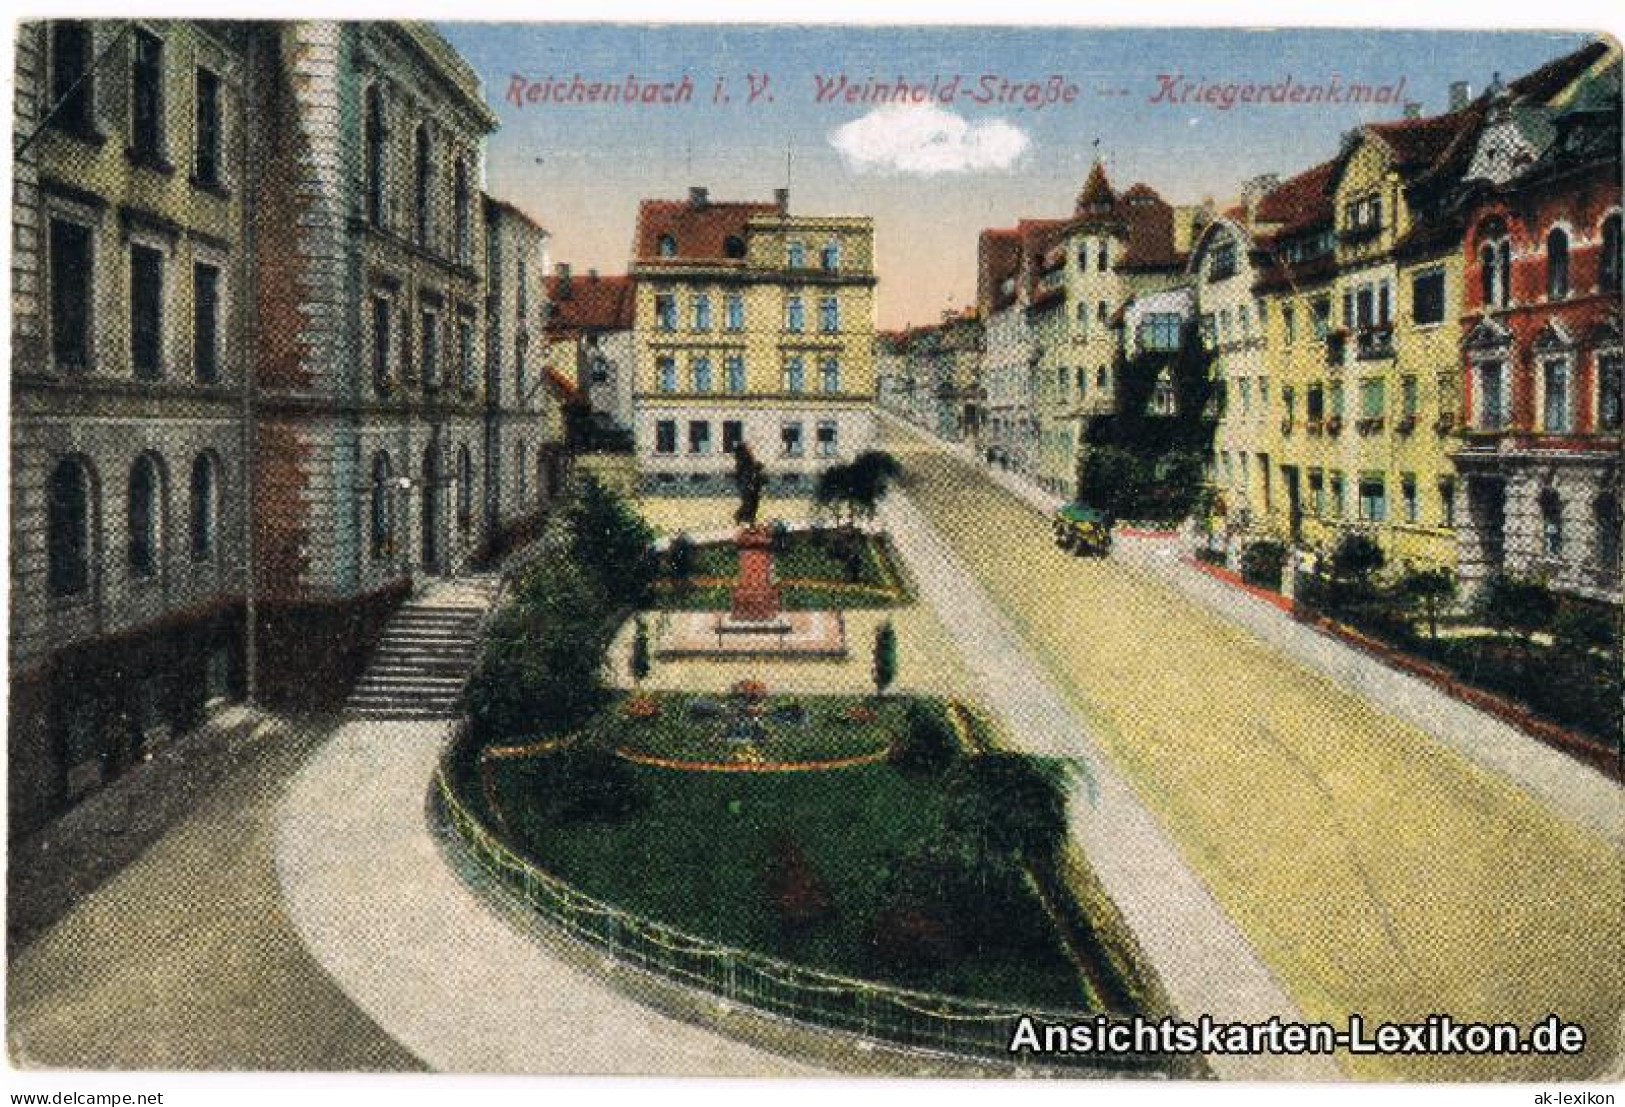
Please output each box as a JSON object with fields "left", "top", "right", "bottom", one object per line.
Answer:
{"left": 1497, "top": 240, "right": 1511, "bottom": 307}
{"left": 453, "top": 157, "right": 471, "bottom": 264}
{"left": 1594, "top": 493, "right": 1620, "bottom": 576}
{"left": 127, "top": 453, "right": 164, "bottom": 576}
{"left": 1479, "top": 242, "right": 1498, "bottom": 306}
{"left": 1546, "top": 227, "right": 1570, "bottom": 301}
{"left": 413, "top": 122, "right": 431, "bottom": 246}
{"left": 456, "top": 444, "right": 473, "bottom": 531}
{"left": 1539, "top": 487, "right": 1564, "bottom": 556}
{"left": 48, "top": 455, "right": 94, "bottom": 596}
{"left": 364, "top": 86, "right": 387, "bottom": 227}
{"left": 370, "top": 452, "right": 394, "bottom": 559}
{"left": 657, "top": 234, "right": 677, "bottom": 258}
{"left": 1600, "top": 213, "right": 1621, "bottom": 294}
{"left": 189, "top": 451, "right": 218, "bottom": 561}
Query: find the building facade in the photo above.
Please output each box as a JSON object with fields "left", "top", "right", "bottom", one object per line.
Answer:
{"left": 545, "top": 263, "right": 636, "bottom": 441}
{"left": 873, "top": 310, "right": 984, "bottom": 446}
{"left": 630, "top": 187, "right": 877, "bottom": 495}
{"left": 1455, "top": 49, "right": 1622, "bottom": 602}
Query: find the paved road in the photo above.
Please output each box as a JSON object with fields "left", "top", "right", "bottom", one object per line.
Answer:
{"left": 884, "top": 427, "right": 1625, "bottom": 1081}
{"left": 7, "top": 720, "right": 420, "bottom": 1072}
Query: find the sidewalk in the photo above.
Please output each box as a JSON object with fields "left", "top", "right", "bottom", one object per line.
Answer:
{"left": 878, "top": 489, "right": 1339, "bottom": 1081}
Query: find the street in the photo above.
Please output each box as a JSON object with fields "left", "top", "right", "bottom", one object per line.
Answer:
{"left": 883, "top": 425, "right": 1624, "bottom": 1081}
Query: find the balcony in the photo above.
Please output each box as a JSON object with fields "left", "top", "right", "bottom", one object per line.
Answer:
{"left": 1355, "top": 325, "right": 1394, "bottom": 360}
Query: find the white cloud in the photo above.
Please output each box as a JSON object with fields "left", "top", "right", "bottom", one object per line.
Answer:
{"left": 828, "top": 103, "right": 1031, "bottom": 176}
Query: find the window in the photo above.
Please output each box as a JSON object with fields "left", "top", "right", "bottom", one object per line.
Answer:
{"left": 692, "top": 356, "right": 713, "bottom": 393}
{"left": 1096, "top": 366, "right": 1107, "bottom": 389}
{"left": 194, "top": 68, "right": 221, "bottom": 187}
{"left": 364, "top": 86, "right": 386, "bottom": 227}
{"left": 1311, "top": 297, "right": 1330, "bottom": 340}
{"left": 725, "top": 292, "right": 744, "bottom": 331}
{"left": 192, "top": 262, "right": 220, "bottom": 384}
{"left": 50, "top": 22, "right": 96, "bottom": 135}
{"left": 1602, "top": 214, "right": 1622, "bottom": 294}
{"left": 49, "top": 219, "right": 92, "bottom": 370}
{"left": 657, "top": 356, "right": 677, "bottom": 393}
{"left": 722, "top": 420, "right": 744, "bottom": 454}
{"left": 130, "top": 28, "right": 164, "bottom": 163}
{"left": 655, "top": 292, "right": 677, "bottom": 332}
{"left": 1401, "top": 375, "right": 1418, "bottom": 419}
{"left": 820, "top": 241, "right": 840, "bottom": 272}
{"left": 785, "top": 294, "right": 805, "bottom": 333}
{"left": 420, "top": 309, "right": 439, "bottom": 392}
{"left": 1540, "top": 489, "right": 1563, "bottom": 555}
{"left": 816, "top": 421, "right": 838, "bottom": 458}
{"left": 1328, "top": 473, "right": 1345, "bottom": 518}
{"left": 413, "top": 123, "right": 431, "bottom": 246}
{"left": 1440, "top": 478, "right": 1456, "bottom": 529}
{"left": 693, "top": 293, "right": 712, "bottom": 331}
{"left": 127, "top": 453, "right": 163, "bottom": 575}
{"left": 1282, "top": 384, "right": 1296, "bottom": 420}
{"left": 1329, "top": 380, "right": 1345, "bottom": 419}
{"left": 1401, "top": 474, "right": 1418, "bottom": 524}
{"left": 453, "top": 159, "right": 471, "bottom": 263}
{"left": 1258, "top": 378, "right": 1269, "bottom": 412}
{"left": 1542, "top": 359, "right": 1570, "bottom": 433}
{"left": 781, "top": 422, "right": 804, "bottom": 457}
{"left": 1360, "top": 378, "right": 1385, "bottom": 419}
{"left": 1097, "top": 301, "right": 1108, "bottom": 324}
{"left": 370, "top": 453, "right": 394, "bottom": 558}
{"left": 784, "top": 356, "right": 805, "bottom": 393}
{"left": 1344, "top": 194, "right": 1381, "bottom": 232}
{"left": 1358, "top": 475, "right": 1387, "bottom": 522}
{"left": 1139, "top": 313, "right": 1182, "bottom": 352}
{"left": 1077, "top": 241, "right": 1090, "bottom": 272}
{"left": 458, "top": 314, "right": 475, "bottom": 391}
{"left": 725, "top": 355, "right": 745, "bottom": 393}
{"left": 1283, "top": 304, "right": 1296, "bottom": 345}
{"left": 723, "top": 235, "right": 746, "bottom": 259}
{"left": 1546, "top": 227, "right": 1570, "bottom": 301}
{"left": 787, "top": 241, "right": 806, "bottom": 268}
{"left": 456, "top": 445, "right": 473, "bottom": 530}
{"left": 655, "top": 420, "right": 677, "bottom": 454}
{"left": 820, "top": 357, "right": 841, "bottom": 393}
{"left": 1238, "top": 378, "right": 1251, "bottom": 414}
{"left": 688, "top": 421, "right": 711, "bottom": 454}
{"left": 1599, "top": 354, "right": 1623, "bottom": 431}
{"left": 1412, "top": 268, "right": 1445, "bottom": 325}
{"left": 1595, "top": 494, "right": 1620, "bottom": 574}
{"left": 189, "top": 452, "right": 218, "bottom": 559}
{"left": 130, "top": 244, "right": 164, "bottom": 379}
{"left": 1476, "top": 361, "right": 1505, "bottom": 429}
{"left": 1308, "top": 470, "right": 1325, "bottom": 515}
{"left": 370, "top": 295, "right": 392, "bottom": 393}
{"left": 1151, "top": 369, "right": 1175, "bottom": 416}
{"left": 657, "top": 234, "right": 677, "bottom": 258}
{"left": 1307, "top": 383, "right": 1325, "bottom": 422}
{"left": 1097, "top": 241, "right": 1108, "bottom": 270}
{"left": 1200, "top": 313, "right": 1217, "bottom": 346}
{"left": 819, "top": 296, "right": 839, "bottom": 333}
{"left": 1209, "top": 241, "right": 1237, "bottom": 281}
{"left": 48, "top": 456, "right": 93, "bottom": 596}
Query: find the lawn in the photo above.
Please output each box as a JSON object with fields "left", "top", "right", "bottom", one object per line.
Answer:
{"left": 476, "top": 695, "right": 1094, "bottom": 1012}
{"left": 602, "top": 692, "right": 922, "bottom": 766}
{"left": 653, "top": 529, "right": 908, "bottom": 611}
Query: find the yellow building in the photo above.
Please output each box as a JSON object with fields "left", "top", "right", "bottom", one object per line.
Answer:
{"left": 628, "top": 187, "right": 876, "bottom": 495}
{"left": 1242, "top": 107, "right": 1476, "bottom": 570}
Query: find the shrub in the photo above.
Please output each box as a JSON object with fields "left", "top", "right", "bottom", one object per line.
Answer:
{"left": 1330, "top": 532, "right": 1385, "bottom": 584}
{"left": 889, "top": 701, "right": 960, "bottom": 777}
{"left": 1476, "top": 574, "right": 1557, "bottom": 651}
{"left": 1552, "top": 599, "right": 1620, "bottom": 659}
{"left": 761, "top": 831, "right": 835, "bottom": 935}
{"left": 943, "top": 753, "right": 1069, "bottom": 863}
{"left": 866, "top": 900, "right": 957, "bottom": 981}
{"left": 666, "top": 532, "right": 696, "bottom": 586}
{"left": 530, "top": 746, "right": 648, "bottom": 825}
{"left": 1239, "top": 540, "right": 1288, "bottom": 591}
{"left": 629, "top": 617, "right": 651, "bottom": 686}
{"left": 566, "top": 474, "right": 657, "bottom": 608}
{"left": 872, "top": 620, "right": 897, "bottom": 696}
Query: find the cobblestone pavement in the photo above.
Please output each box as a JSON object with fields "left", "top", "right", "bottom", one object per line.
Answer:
{"left": 8, "top": 714, "right": 421, "bottom": 1071}
{"left": 883, "top": 426, "right": 1624, "bottom": 1082}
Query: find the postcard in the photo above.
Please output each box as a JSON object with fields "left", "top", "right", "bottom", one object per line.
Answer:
{"left": 6, "top": 14, "right": 1622, "bottom": 1094}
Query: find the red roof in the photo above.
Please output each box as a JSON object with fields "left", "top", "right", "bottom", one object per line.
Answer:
{"left": 545, "top": 273, "right": 634, "bottom": 337}
{"left": 632, "top": 197, "right": 776, "bottom": 262}
{"left": 1075, "top": 162, "right": 1115, "bottom": 214}
{"left": 1253, "top": 159, "right": 1338, "bottom": 230}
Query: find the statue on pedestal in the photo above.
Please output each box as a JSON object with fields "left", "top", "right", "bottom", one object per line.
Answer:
{"left": 732, "top": 442, "right": 766, "bottom": 527}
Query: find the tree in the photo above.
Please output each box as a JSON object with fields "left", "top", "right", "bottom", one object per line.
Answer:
{"left": 1552, "top": 600, "right": 1619, "bottom": 660}
{"left": 1476, "top": 573, "right": 1558, "bottom": 671}
{"left": 566, "top": 474, "right": 657, "bottom": 608}
{"left": 1330, "top": 531, "right": 1386, "bottom": 585}
{"left": 889, "top": 700, "right": 959, "bottom": 777}
{"left": 845, "top": 451, "right": 902, "bottom": 522}
{"left": 1076, "top": 445, "right": 1148, "bottom": 524}
{"left": 872, "top": 619, "right": 898, "bottom": 697}
{"left": 942, "top": 753, "right": 1069, "bottom": 863}
{"left": 629, "top": 617, "right": 651, "bottom": 686}
{"left": 1394, "top": 566, "right": 1456, "bottom": 640}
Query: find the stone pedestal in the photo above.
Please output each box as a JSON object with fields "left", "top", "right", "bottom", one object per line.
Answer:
{"left": 730, "top": 526, "right": 781, "bottom": 622}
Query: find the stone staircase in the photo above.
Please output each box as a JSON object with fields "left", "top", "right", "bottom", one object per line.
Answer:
{"left": 344, "top": 572, "right": 502, "bottom": 721}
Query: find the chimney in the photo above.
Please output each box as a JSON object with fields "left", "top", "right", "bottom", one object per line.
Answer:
{"left": 587, "top": 268, "right": 598, "bottom": 281}
{"left": 1403, "top": 101, "right": 1422, "bottom": 119}
{"left": 555, "top": 262, "right": 572, "bottom": 300}
{"left": 774, "top": 187, "right": 790, "bottom": 216}
{"left": 1449, "top": 81, "right": 1471, "bottom": 112}
{"left": 688, "top": 185, "right": 709, "bottom": 209}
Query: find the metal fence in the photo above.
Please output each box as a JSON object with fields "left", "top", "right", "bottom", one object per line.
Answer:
{"left": 435, "top": 765, "right": 1167, "bottom": 1074}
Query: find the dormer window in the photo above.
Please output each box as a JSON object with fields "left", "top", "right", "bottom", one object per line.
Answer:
{"left": 657, "top": 234, "right": 677, "bottom": 258}
{"left": 723, "top": 235, "right": 746, "bottom": 259}
{"left": 1343, "top": 195, "right": 1382, "bottom": 236}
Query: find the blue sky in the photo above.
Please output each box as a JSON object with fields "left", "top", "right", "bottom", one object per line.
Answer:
{"left": 437, "top": 24, "right": 1596, "bottom": 327}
